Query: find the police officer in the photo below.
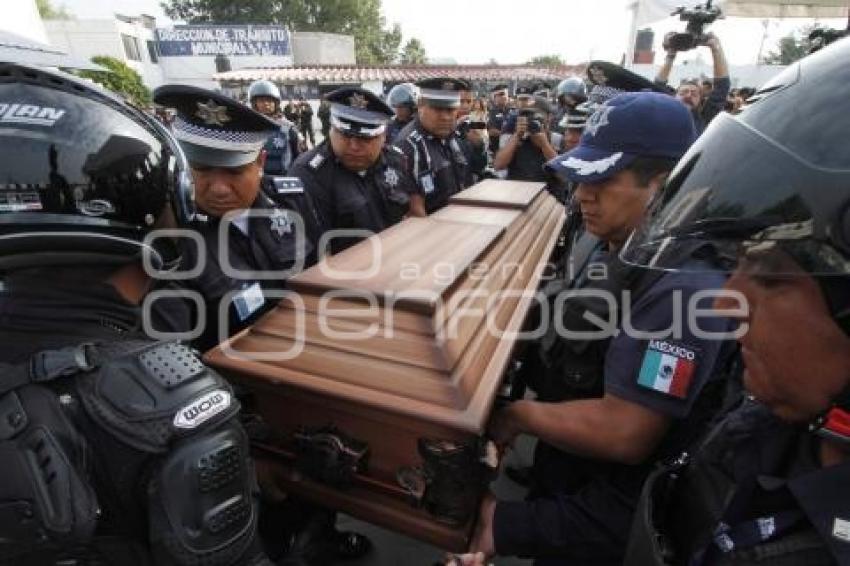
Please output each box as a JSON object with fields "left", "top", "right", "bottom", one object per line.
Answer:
{"left": 464, "top": 92, "right": 736, "bottom": 565}
{"left": 153, "top": 84, "right": 320, "bottom": 352}
{"left": 493, "top": 95, "right": 561, "bottom": 182}
{"left": 552, "top": 76, "right": 587, "bottom": 133}
{"left": 288, "top": 87, "right": 422, "bottom": 255}
{"left": 385, "top": 82, "right": 417, "bottom": 144}
{"left": 0, "top": 62, "right": 272, "bottom": 566}
{"left": 394, "top": 77, "right": 472, "bottom": 214}
{"left": 624, "top": 37, "right": 850, "bottom": 566}
{"left": 486, "top": 84, "right": 510, "bottom": 153}
{"left": 248, "top": 79, "right": 302, "bottom": 176}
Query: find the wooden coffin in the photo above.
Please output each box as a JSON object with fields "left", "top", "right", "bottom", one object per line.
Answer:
{"left": 204, "top": 179, "right": 565, "bottom": 551}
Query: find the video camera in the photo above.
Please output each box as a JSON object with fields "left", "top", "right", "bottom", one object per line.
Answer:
{"left": 808, "top": 27, "right": 848, "bottom": 53}
{"left": 667, "top": 0, "right": 722, "bottom": 52}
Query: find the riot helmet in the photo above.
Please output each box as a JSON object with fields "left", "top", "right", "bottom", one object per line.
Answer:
{"left": 386, "top": 82, "right": 418, "bottom": 110}
{"left": 248, "top": 79, "right": 281, "bottom": 103}
{"left": 555, "top": 76, "right": 588, "bottom": 106}
{"left": 620, "top": 38, "right": 850, "bottom": 282}
{"left": 0, "top": 62, "right": 196, "bottom": 271}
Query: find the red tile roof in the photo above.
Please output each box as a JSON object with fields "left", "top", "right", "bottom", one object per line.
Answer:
{"left": 214, "top": 64, "right": 587, "bottom": 84}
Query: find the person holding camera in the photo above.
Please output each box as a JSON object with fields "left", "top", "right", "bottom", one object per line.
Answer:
{"left": 655, "top": 31, "right": 730, "bottom": 134}
{"left": 493, "top": 95, "right": 560, "bottom": 182}
{"left": 456, "top": 86, "right": 489, "bottom": 183}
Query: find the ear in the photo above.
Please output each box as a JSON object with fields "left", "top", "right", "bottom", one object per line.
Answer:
{"left": 256, "top": 150, "right": 267, "bottom": 171}
{"left": 648, "top": 171, "right": 669, "bottom": 194}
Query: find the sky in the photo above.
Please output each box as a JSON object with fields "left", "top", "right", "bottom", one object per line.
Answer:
{"left": 58, "top": 0, "right": 847, "bottom": 66}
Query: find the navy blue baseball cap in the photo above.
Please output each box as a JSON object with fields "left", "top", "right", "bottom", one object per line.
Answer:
{"left": 326, "top": 87, "right": 393, "bottom": 138}
{"left": 154, "top": 84, "right": 279, "bottom": 168}
{"left": 545, "top": 92, "right": 695, "bottom": 183}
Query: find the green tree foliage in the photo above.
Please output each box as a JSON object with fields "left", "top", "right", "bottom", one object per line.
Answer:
{"left": 77, "top": 56, "right": 152, "bottom": 107}
{"left": 161, "top": 0, "right": 417, "bottom": 64}
{"left": 36, "top": 0, "right": 74, "bottom": 19}
{"left": 761, "top": 25, "right": 817, "bottom": 65}
{"left": 400, "top": 38, "right": 427, "bottom": 65}
{"left": 527, "top": 55, "right": 565, "bottom": 66}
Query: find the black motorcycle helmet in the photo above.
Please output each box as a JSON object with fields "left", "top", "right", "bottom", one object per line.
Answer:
{"left": 0, "top": 62, "right": 196, "bottom": 272}
{"left": 620, "top": 37, "right": 850, "bottom": 285}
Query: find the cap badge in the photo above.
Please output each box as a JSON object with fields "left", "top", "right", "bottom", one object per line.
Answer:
{"left": 348, "top": 93, "right": 369, "bottom": 109}
{"left": 585, "top": 105, "right": 613, "bottom": 137}
{"left": 589, "top": 66, "right": 608, "bottom": 85}
{"left": 195, "top": 99, "right": 231, "bottom": 126}
{"left": 442, "top": 81, "right": 456, "bottom": 91}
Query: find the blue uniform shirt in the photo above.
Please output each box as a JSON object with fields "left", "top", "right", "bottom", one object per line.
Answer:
{"left": 492, "top": 257, "right": 734, "bottom": 563}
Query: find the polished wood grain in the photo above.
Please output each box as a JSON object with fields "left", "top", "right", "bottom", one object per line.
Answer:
{"left": 204, "top": 179, "right": 563, "bottom": 551}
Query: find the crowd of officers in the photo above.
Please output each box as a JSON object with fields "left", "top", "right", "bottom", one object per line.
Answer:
{"left": 1, "top": 30, "right": 849, "bottom": 566}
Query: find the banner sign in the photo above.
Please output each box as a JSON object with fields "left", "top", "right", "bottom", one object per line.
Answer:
{"left": 155, "top": 25, "right": 291, "bottom": 57}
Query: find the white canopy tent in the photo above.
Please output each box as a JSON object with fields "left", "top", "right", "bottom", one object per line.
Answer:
{"left": 624, "top": 0, "right": 849, "bottom": 66}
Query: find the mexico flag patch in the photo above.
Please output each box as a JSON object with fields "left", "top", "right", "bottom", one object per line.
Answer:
{"left": 637, "top": 340, "right": 698, "bottom": 399}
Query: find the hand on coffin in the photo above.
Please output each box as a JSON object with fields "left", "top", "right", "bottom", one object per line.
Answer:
{"left": 467, "top": 491, "right": 497, "bottom": 559}
{"left": 443, "top": 551, "right": 490, "bottom": 566}
{"left": 487, "top": 402, "right": 524, "bottom": 449}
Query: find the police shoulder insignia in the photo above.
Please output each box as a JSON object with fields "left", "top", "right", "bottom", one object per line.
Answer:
{"left": 389, "top": 145, "right": 403, "bottom": 154}
{"left": 637, "top": 339, "right": 699, "bottom": 399}
{"left": 269, "top": 208, "right": 293, "bottom": 237}
{"left": 309, "top": 153, "right": 325, "bottom": 170}
{"left": 384, "top": 167, "right": 399, "bottom": 187}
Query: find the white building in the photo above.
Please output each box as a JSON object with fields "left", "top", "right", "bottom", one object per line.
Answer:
{"left": 43, "top": 14, "right": 355, "bottom": 91}
{"left": 46, "top": 15, "right": 166, "bottom": 88}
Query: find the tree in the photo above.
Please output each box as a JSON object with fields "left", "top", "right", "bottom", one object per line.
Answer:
{"left": 400, "top": 38, "right": 427, "bottom": 65}
{"left": 761, "top": 25, "right": 817, "bottom": 65}
{"left": 527, "top": 55, "right": 565, "bottom": 67}
{"left": 77, "top": 56, "right": 151, "bottom": 107}
{"left": 161, "top": 0, "right": 404, "bottom": 64}
{"left": 36, "top": 0, "right": 73, "bottom": 19}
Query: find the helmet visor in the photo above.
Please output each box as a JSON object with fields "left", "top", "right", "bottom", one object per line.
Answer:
{"left": 620, "top": 112, "right": 850, "bottom": 276}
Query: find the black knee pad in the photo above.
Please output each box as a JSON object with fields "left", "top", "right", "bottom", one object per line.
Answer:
{"left": 149, "top": 422, "right": 260, "bottom": 566}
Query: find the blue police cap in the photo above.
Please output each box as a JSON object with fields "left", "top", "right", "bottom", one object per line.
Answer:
{"left": 416, "top": 77, "right": 470, "bottom": 108}
{"left": 154, "top": 84, "right": 278, "bottom": 168}
{"left": 545, "top": 91, "right": 696, "bottom": 183}
{"left": 325, "top": 87, "right": 393, "bottom": 138}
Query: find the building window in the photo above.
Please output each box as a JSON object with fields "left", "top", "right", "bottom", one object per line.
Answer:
{"left": 146, "top": 40, "right": 159, "bottom": 63}
{"left": 122, "top": 34, "right": 141, "bottom": 61}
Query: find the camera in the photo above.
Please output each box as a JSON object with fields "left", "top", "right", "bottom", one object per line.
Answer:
{"left": 518, "top": 109, "right": 544, "bottom": 134}
{"left": 667, "top": 0, "right": 722, "bottom": 52}
{"left": 808, "top": 27, "right": 848, "bottom": 53}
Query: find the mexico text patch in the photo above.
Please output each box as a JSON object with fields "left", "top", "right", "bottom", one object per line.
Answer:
{"left": 637, "top": 339, "right": 698, "bottom": 399}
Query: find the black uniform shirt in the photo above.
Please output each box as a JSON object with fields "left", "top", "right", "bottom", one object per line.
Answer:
{"left": 289, "top": 142, "right": 416, "bottom": 256}
{"left": 394, "top": 117, "right": 471, "bottom": 214}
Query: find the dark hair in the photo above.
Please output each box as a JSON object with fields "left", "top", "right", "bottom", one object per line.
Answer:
{"left": 701, "top": 79, "right": 713, "bottom": 88}
{"left": 626, "top": 156, "right": 679, "bottom": 187}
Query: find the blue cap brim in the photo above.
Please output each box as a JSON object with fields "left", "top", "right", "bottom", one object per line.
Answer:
{"left": 545, "top": 144, "right": 637, "bottom": 183}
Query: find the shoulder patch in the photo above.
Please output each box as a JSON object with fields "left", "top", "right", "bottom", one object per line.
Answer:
{"left": 390, "top": 145, "right": 403, "bottom": 155}
{"left": 309, "top": 153, "right": 325, "bottom": 170}
{"left": 637, "top": 340, "right": 700, "bottom": 399}
{"left": 268, "top": 176, "right": 304, "bottom": 194}
{"left": 409, "top": 131, "right": 423, "bottom": 142}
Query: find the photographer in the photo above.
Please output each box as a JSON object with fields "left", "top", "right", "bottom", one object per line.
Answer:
{"left": 655, "top": 31, "right": 730, "bottom": 134}
{"left": 456, "top": 86, "right": 489, "bottom": 182}
{"left": 493, "top": 96, "right": 560, "bottom": 182}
